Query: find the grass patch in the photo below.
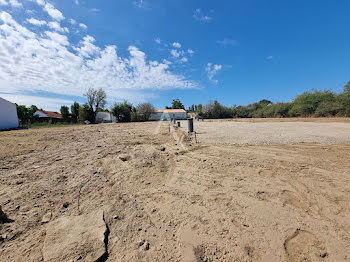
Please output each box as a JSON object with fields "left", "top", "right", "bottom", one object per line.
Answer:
{"left": 23, "top": 122, "right": 82, "bottom": 129}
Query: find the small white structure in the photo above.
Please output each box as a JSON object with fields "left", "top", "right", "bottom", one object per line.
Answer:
{"left": 34, "top": 110, "right": 62, "bottom": 119}
{"left": 149, "top": 109, "right": 187, "bottom": 121}
{"left": 0, "top": 97, "right": 19, "bottom": 130}
{"left": 95, "top": 112, "right": 116, "bottom": 123}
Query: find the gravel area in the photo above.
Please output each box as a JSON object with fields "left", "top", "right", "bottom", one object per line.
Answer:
{"left": 179, "top": 119, "right": 350, "bottom": 144}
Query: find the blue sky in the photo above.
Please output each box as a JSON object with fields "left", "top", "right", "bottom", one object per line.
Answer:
{"left": 0, "top": 0, "right": 350, "bottom": 110}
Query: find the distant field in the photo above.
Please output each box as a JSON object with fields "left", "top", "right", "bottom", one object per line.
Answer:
{"left": 179, "top": 118, "right": 350, "bottom": 145}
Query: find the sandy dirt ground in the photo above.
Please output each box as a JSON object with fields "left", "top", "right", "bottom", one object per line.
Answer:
{"left": 1, "top": 120, "right": 350, "bottom": 261}
{"left": 179, "top": 118, "right": 350, "bottom": 145}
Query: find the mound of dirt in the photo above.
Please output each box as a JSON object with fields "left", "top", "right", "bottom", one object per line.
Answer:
{"left": 43, "top": 210, "right": 107, "bottom": 262}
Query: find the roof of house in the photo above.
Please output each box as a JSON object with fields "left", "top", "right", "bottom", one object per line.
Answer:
{"left": 38, "top": 110, "right": 62, "bottom": 118}
{"left": 153, "top": 109, "right": 186, "bottom": 113}
{"left": 187, "top": 112, "right": 197, "bottom": 115}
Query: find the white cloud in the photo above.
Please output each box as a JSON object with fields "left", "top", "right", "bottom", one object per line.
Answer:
{"left": 69, "top": 18, "right": 76, "bottom": 25}
{"left": 0, "top": 93, "right": 73, "bottom": 111}
{"left": 79, "top": 23, "right": 87, "bottom": 30}
{"left": 206, "top": 63, "right": 222, "bottom": 84}
{"left": 133, "top": 0, "right": 150, "bottom": 9}
{"left": 0, "top": 0, "right": 22, "bottom": 7}
{"left": 10, "top": 0, "right": 21, "bottom": 7}
{"left": 74, "top": 0, "right": 79, "bottom": 5}
{"left": 193, "top": 8, "right": 212, "bottom": 22}
{"left": 162, "top": 59, "right": 172, "bottom": 65}
{"left": 217, "top": 38, "right": 238, "bottom": 47}
{"left": 73, "top": 35, "right": 100, "bottom": 57}
{"left": 180, "top": 57, "right": 188, "bottom": 63}
{"left": 170, "top": 48, "right": 189, "bottom": 63}
{"left": 266, "top": 56, "right": 273, "bottom": 60}
{"left": 155, "top": 38, "right": 161, "bottom": 44}
{"left": 170, "top": 49, "right": 183, "bottom": 58}
{"left": 89, "top": 8, "right": 100, "bottom": 12}
{"left": 34, "top": 0, "right": 45, "bottom": 6}
{"left": 0, "top": 10, "right": 197, "bottom": 109}
{"left": 39, "top": 2, "right": 64, "bottom": 21}
{"left": 48, "top": 21, "right": 69, "bottom": 33}
{"left": 27, "top": 18, "right": 46, "bottom": 26}
{"left": 172, "top": 42, "right": 181, "bottom": 48}
{"left": 188, "top": 49, "right": 194, "bottom": 55}
{"left": 44, "top": 31, "right": 69, "bottom": 45}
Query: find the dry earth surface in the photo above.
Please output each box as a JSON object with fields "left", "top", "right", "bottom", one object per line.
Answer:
{"left": 0, "top": 119, "right": 350, "bottom": 261}
{"left": 179, "top": 118, "right": 350, "bottom": 145}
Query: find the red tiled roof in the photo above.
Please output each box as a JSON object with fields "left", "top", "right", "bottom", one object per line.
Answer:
{"left": 153, "top": 109, "right": 186, "bottom": 113}
{"left": 40, "top": 110, "right": 62, "bottom": 118}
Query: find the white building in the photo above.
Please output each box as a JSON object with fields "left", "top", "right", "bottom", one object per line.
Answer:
{"left": 34, "top": 110, "right": 62, "bottom": 119}
{"left": 149, "top": 109, "right": 187, "bottom": 121}
{"left": 95, "top": 112, "right": 116, "bottom": 123}
{"left": 0, "top": 97, "right": 19, "bottom": 130}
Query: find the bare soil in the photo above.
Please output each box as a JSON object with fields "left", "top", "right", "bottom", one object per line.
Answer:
{"left": 180, "top": 118, "right": 350, "bottom": 145}
{"left": 1, "top": 121, "right": 350, "bottom": 261}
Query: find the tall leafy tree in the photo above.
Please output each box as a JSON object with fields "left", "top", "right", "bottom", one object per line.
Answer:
{"left": 70, "top": 102, "right": 80, "bottom": 122}
{"left": 79, "top": 103, "right": 90, "bottom": 122}
{"left": 168, "top": 99, "right": 185, "bottom": 109}
{"left": 16, "top": 105, "right": 38, "bottom": 123}
{"left": 60, "top": 105, "right": 70, "bottom": 120}
{"left": 83, "top": 88, "right": 107, "bottom": 123}
{"left": 111, "top": 101, "right": 133, "bottom": 122}
{"left": 16, "top": 105, "right": 29, "bottom": 122}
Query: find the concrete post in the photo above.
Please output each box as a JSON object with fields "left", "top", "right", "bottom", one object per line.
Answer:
{"left": 188, "top": 118, "right": 194, "bottom": 133}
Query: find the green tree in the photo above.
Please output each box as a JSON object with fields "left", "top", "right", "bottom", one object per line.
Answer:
{"left": 169, "top": 99, "right": 185, "bottom": 109}
{"left": 202, "top": 101, "right": 232, "bottom": 119}
{"left": 273, "top": 103, "right": 292, "bottom": 117}
{"left": 84, "top": 88, "right": 107, "bottom": 123}
{"left": 16, "top": 105, "right": 29, "bottom": 122}
{"left": 16, "top": 105, "right": 38, "bottom": 123}
{"left": 111, "top": 101, "right": 133, "bottom": 122}
{"left": 70, "top": 102, "right": 80, "bottom": 122}
{"left": 78, "top": 103, "right": 90, "bottom": 122}
{"left": 289, "top": 90, "right": 336, "bottom": 117}
{"left": 28, "top": 105, "right": 38, "bottom": 116}
{"left": 336, "top": 82, "right": 350, "bottom": 116}
{"left": 60, "top": 106, "right": 70, "bottom": 120}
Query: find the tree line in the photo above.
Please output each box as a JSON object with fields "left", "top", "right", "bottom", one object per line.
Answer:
{"left": 59, "top": 88, "right": 156, "bottom": 123}
{"left": 16, "top": 81, "right": 350, "bottom": 124}
{"left": 187, "top": 81, "right": 350, "bottom": 119}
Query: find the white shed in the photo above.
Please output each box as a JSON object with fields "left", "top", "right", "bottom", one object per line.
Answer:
{"left": 96, "top": 112, "right": 116, "bottom": 123}
{"left": 0, "top": 97, "right": 19, "bottom": 130}
{"left": 149, "top": 109, "right": 187, "bottom": 121}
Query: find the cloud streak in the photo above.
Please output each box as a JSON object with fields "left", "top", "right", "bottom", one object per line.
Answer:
{"left": 206, "top": 63, "right": 222, "bottom": 84}
{"left": 217, "top": 38, "right": 238, "bottom": 47}
{"left": 193, "top": 8, "right": 212, "bottom": 22}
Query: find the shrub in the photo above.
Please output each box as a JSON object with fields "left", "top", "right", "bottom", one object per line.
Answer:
{"left": 111, "top": 101, "right": 133, "bottom": 122}
{"left": 289, "top": 90, "right": 336, "bottom": 117}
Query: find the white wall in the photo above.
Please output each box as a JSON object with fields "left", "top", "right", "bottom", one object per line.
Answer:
{"left": 0, "top": 97, "right": 19, "bottom": 130}
{"left": 96, "top": 112, "right": 116, "bottom": 123}
{"left": 149, "top": 112, "right": 187, "bottom": 121}
{"left": 34, "top": 111, "right": 48, "bottom": 118}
